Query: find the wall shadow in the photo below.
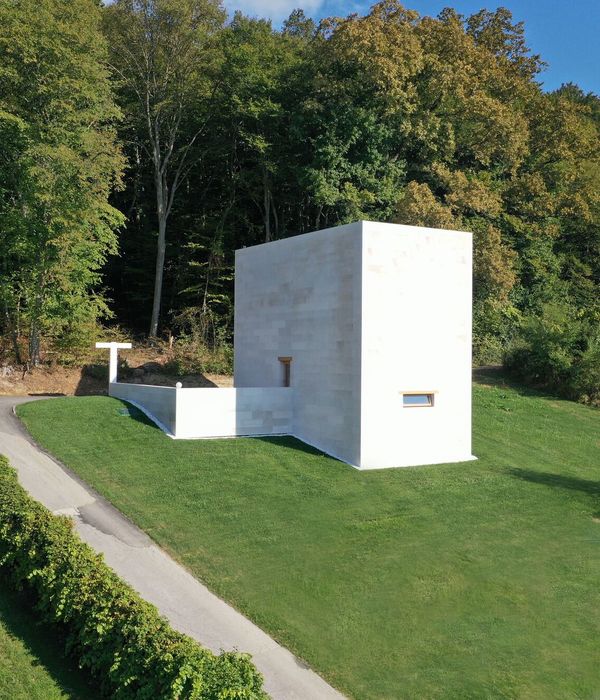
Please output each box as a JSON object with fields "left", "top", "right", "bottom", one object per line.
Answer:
{"left": 253, "top": 435, "right": 331, "bottom": 459}
{"left": 0, "top": 577, "right": 96, "bottom": 698}
{"left": 111, "top": 398, "right": 163, "bottom": 432}
{"left": 74, "top": 363, "right": 108, "bottom": 396}
{"left": 508, "top": 468, "right": 600, "bottom": 518}
{"left": 73, "top": 363, "right": 219, "bottom": 396}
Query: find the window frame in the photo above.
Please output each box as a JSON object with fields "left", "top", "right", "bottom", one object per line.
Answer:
{"left": 402, "top": 392, "right": 435, "bottom": 408}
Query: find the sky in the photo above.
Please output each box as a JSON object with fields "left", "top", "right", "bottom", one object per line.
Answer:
{"left": 223, "top": 0, "right": 600, "bottom": 94}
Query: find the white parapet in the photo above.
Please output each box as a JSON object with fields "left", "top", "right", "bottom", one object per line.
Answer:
{"left": 109, "top": 382, "right": 293, "bottom": 441}
{"left": 109, "top": 382, "right": 178, "bottom": 436}
{"left": 174, "top": 387, "right": 293, "bottom": 439}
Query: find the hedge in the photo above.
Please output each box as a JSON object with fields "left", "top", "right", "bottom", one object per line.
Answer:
{"left": 0, "top": 455, "right": 267, "bottom": 699}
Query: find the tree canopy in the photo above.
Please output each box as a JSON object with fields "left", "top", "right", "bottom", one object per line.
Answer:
{"left": 0, "top": 0, "right": 124, "bottom": 364}
{"left": 1, "top": 0, "right": 599, "bottom": 400}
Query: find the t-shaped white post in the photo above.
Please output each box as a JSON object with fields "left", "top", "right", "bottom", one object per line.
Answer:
{"left": 95, "top": 342, "right": 132, "bottom": 385}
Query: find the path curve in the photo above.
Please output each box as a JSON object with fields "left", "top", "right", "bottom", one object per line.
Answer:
{"left": 0, "top": 396, "right": 345, "bottom": 700}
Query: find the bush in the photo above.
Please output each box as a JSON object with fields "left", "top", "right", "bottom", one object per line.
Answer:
{"left": 504, "top": 303, "right": 600, "bottom": 405}
{"left": 0, "top": 456, "right": 266, "bottom": 699}
{"left": 165, "top": 340, "right": 233, "bottom": 377}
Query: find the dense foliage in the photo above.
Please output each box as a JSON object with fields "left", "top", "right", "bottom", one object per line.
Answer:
{"left": 1, "top": 0, "right": 599, "bottom": 398}
{"left": 505, "top": 302, "right": 600, "bottom": 404}
{"left": 0, "top": 454, "right": 266, "bottom": 699}
{"left": 0, "top": 0, "right": 125, "bottom": 365}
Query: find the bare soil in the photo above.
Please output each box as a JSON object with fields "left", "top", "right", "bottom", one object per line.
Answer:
{"left": 0, "top": 348, "right": 232, "bottom": 397}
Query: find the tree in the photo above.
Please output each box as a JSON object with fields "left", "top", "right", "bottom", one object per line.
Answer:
{"left": 0, "top": 0, "right": 124, "bottom": 365}
{"left": 98, "top": 0, "right": 599, "bottom": 390}
{"left": 103, "top": 0, "right": 225, "bottom": 338}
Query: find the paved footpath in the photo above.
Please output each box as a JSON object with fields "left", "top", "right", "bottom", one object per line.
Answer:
{"left": 0, "top": 396, "right": 345, "bottom": 700}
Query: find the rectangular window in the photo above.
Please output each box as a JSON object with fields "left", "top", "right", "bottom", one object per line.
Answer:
{"left": 402, "top": 393, "right": 434, "bottom": 407}
{"left": 278, "top": 357, "right": 292, "bottom": 387}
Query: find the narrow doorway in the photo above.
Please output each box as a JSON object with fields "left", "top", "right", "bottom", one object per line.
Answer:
{"left": 278, "top": 356, "right": 292, "bottom": 387}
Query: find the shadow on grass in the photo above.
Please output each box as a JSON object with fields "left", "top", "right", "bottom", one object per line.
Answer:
{"left": 508, "top": 468, "right": 600, "bottom": 495}
{"left": 508, "top": 468, "right": 600, "bottom": 519}
{"left": 112, "top": 399, "right": 163, "bottom": 432}
{"left": 0, "top": 578, "right": 96, "bottom": 698}
{"left": 253, "top": 434, "right": 332, "bottom": 459}
{"left": 472, "top": 367, "right": 600, "bottom": 413}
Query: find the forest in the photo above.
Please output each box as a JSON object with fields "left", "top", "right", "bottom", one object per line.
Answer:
{"left": 1, "top": 0, "right": 599, "bottom": 403}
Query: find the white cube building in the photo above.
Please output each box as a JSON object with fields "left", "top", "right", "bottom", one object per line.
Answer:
{"left": 106, "top": 220, "right": 474, "bottom": 470}
{"left": 235, "top": 220, "right": 474, "bottom": 469}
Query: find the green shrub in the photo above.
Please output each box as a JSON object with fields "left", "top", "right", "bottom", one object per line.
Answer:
{"left": 165, "top": 341, "right": 233, "bottom": 377}
{"left": 0, "top": 456, "right": 266, "bottom": 699}
{"left": 504, "top": 303, "right": 600, "bottom": 405}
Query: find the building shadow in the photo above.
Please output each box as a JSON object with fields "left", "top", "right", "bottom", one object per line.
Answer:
{"left": 253, "top": 434, "right": 332, "bottom": 459}
{"left": 0, "top": 578, "right": 95, "bottom": 698}
{"left": 508, "top": 468, "right": 600, "bottom": 518}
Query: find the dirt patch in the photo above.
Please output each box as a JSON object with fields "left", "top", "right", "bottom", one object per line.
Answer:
{"left": 0, "top": 362, "right": 232, "bottom": 397}
{"left": 119, "top": 372, "right": 232, "bottom": 389}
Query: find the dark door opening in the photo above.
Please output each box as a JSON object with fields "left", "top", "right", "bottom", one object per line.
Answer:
{"left": 278, "top": 356, "right": 292, "bottom": 387}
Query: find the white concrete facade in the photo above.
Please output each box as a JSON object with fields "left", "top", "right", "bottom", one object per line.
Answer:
{"left": 101, "top": 220, "right": 474, "bottom": 469}
{"left": 175, "top": 387, "right": 293, "bottom": 439}
{"left": 235, "top": 220, "right": 474, "bottom": 469}
{"left": 359, "top": 222, "right": 473, "bottom": 468}
{"left": 235, "top": 222, "right": 363, "bottom": 465}
{"left": 109, "top": 383, "right": 293, "bottom": 440}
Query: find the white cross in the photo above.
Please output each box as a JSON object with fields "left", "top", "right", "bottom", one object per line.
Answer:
{"left": 95, "top": 342, "right": 132, "bottom": 384}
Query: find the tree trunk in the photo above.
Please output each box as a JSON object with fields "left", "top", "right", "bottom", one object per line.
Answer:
{"left": 29, "top": 319, "right": 40, "bottom": 367}
{"left": 263, "top": 168, "right": 271, "bottom": 242}
{"left": 149, "top": 213, "right": 167, "bottom": 338}
{"left": 3, "top": 306, "right": 22, "bottom": 365}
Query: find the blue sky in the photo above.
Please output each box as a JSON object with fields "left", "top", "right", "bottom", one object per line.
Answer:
{"left": 224, "top": 0, "right": 600, "bottom": 94}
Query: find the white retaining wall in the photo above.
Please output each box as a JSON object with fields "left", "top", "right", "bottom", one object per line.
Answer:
{"left": 110, "top": 382, "right": 177, "bottom": 435}
{"left": 175, "top": 387, "right": 293, "bottom": 439}
{"left": 109, "top": 382, "right": 293, "bottom": 440}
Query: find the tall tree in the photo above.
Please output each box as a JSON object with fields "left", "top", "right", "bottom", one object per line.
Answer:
{"left": 100, "top": 0, "right": 599, "bottom": 384}
{"left": 0, "top": 0, "right": 124, "bottom": 365}
{"left": 103, "top": 0, "right": 225, "bottom": 338}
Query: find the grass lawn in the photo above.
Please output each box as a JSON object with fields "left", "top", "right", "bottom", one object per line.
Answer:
{"left": 0, "top": 579, "right": 96, "bottom": 699}
{"left": 18, "top": 375, "right": 600, "bottom": 700}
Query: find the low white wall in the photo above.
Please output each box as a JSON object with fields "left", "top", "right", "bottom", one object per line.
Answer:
{"left": 110, "top": 383, "right": 293, "bottom": 440}
{"left": 109, "top": 382, "right": 177, "bottom": 436}
{"left": 175, "top": 387, "right": 293, "bottom": 439}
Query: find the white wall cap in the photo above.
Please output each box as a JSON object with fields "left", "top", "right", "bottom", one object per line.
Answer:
{"left": 96, "top": 342, "right": 132, "bottom": 349}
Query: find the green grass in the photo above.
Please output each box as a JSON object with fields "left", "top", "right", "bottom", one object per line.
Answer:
{"left": 18, "top": 376, "right": 600, "bottom": 700}
{"left": 0, "top": 579, "right": 96, "bottom": 699}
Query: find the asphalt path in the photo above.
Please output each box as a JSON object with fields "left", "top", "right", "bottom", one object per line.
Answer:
{"left": 0, "top": 395, "right": 345, "bottom": 700}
